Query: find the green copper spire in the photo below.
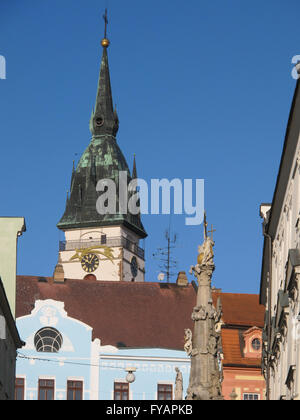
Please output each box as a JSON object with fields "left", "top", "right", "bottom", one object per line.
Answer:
{"left": 89, "top": 47, "right": 119, "bottom": 137}
{"left": 89, "top": 9, "right": 119, "bottom": 138}
{"left": 57, "top": 15, "right": 147, "bottom": 239}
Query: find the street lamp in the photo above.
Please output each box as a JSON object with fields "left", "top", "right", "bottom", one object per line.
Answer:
{"left": 125, "top": 367, "right": 137, "bottom": 384}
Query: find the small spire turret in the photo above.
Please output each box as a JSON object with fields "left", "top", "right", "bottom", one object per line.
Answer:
{"left": 132, "top": 154, "right": 137, "bottom": 180}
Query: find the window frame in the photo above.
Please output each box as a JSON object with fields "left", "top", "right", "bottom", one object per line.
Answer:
{"left": 114, "top": 382, "right": 129, "bottom": 400}
{"left": 157, "top": 383, "right": 173, "bottom": 400}
{"left": 67, "top": 380, "right": 83, "bottom": 401}
{"left": 38, "top": 379, "right": 55, "bottom": 401}
{"left": 15, "top": 377, "right": 25, "bottom": 400}
{"left": 243, "top": 393, "right": 260, "bottom": 401}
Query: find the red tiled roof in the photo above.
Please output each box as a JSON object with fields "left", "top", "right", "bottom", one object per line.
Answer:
{"left": 16, "top": 276, "right": 196, "bottom": 349}
{"left": 213, "top": 293, "right": 264, "bottom": 368}
{"left": 212, "top": 292, "right": 264, "bottom": 328}
{"left": 16, "top": 277, "right": 265, "bottom": 354}
{"left": 221, "top": 328, "right": 261, "bottom": 367}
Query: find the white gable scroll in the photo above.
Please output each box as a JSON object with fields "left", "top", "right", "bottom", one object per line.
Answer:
{"left": 0, "top": 315, "right": 6, "bottom": 339}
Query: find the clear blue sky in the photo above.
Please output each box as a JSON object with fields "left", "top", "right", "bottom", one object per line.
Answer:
{"left": 1, "top": 0, "right": 299, "bottom": 293}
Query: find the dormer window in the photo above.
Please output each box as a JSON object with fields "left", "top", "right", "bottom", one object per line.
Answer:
{"left": 242, "top": 327, "right": 263, "bottom": 358}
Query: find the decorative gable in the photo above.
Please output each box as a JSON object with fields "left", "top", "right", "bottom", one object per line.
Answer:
{"left": 242, "top": 326, "right": 262, "bottom": 359}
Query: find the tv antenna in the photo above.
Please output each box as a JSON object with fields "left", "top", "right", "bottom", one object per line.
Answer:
{"left": 153, "top": 225, "right": 178, "bottom": 283}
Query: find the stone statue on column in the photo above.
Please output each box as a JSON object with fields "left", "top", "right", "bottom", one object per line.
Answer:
{"left": 185, "top": 213, "right": 224, "bottom": 400}
{"left": 174, "top": 367, "right": 183, "bottom": 400}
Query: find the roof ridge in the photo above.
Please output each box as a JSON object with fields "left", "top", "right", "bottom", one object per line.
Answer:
{"left": 16, "top": 276, "right": 194, "bottom": 287}
{"left": 213, "top": 291, "right": 260, "bottom": 297}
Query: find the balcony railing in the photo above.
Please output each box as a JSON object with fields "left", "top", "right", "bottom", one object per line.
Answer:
{"left": 59, "top": 236, "right": 145, "bottom": 260}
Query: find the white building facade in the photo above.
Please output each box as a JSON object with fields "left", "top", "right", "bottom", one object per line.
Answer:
{"left": 260, "top": 64, "right": 300, "bottom": 400}
{"left": 15, "top": 297, "right": 191, "bottom": 400}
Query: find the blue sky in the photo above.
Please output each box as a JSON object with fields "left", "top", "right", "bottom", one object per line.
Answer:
{"left": 1, "top": 0, "right": 299, "bottom": 293}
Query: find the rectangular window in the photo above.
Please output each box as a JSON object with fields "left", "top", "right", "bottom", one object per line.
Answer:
{"left": 157, "top": 384, "right": 173, "bottom": 400}
{"left": 101, "top": 235, "right": 107, "bottom": 245}
{"left": 15, "top": 378, "right": 25, "bottom": 400}
{"left": 67, "top": 381, "right": 83, "bottom": 400}
{"left": 38, "top": 379, "right": 55, "bottom": 400}
{"left": 243, "top": 393, "right": 260, "bottom": 401}
{"left": 114, "top": 382, "right": 129, "bottom": 400}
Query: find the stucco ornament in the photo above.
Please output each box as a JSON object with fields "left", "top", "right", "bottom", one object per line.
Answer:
{"left": 69, "top": 246, "right": 115, "bottom": 264}
{"left": 40, "top": 306, "right": 59, "bottom": 327}
{"left": 184, "top": 329, "right": 193, "bottom": 356}
{"left": 192, "top": 305, "right": 207, "bottom": 321}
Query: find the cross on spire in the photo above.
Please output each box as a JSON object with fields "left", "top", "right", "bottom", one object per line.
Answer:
{"left": 208, "top": 224, "right": 216, "bottom": 241}
{"left": 103, "top": 8, "right": 108, "bottom": 39}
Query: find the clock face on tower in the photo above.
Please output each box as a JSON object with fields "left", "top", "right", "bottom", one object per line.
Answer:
{"left": 130, "top": 257, "right": 138, "bottom": 278}
{"left": 81, "top": 253, "right": 100, "bottom": 273}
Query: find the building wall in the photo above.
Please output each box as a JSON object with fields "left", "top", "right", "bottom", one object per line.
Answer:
{"left": 99, "top": 348, "right": 190, "bottom": 400}
{"left": 222, "top": 367, "right": 265, "bottom": 400}
{"left": 220, "top": 327, "right": 265, "bottom": 400}
{"left": 261, "top": 133, "right": 300, "bottom": 399}
{"left": 0, "top": 218, "right": 25, "bottom": 316}
{"left": 270, "top": 138, "right": 300, "bottom": 309}
{"left": 0, "top": 217, "right": 25, "bottom": 400}
{"left": 0, "top": 303, "right": 18, "bottom": 400}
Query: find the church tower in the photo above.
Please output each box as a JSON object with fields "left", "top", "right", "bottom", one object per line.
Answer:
{"left": 56, "top": 12, "right": 147, "bottom": 282}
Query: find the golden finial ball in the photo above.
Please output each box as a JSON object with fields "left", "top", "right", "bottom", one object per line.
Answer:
{"left": 101, "top": 38, "right": 110, "bottom": 48}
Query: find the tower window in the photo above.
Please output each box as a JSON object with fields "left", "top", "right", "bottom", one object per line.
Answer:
{"left": 84, "top": 274, "right": 97, "bottom": 281}
{"left": 95, "top": 117, "right": 104, "bottom": 127}
{"left": 101, "top": 234, "right": 107, "bottom": 244}
{"left": 34, "top": 327, "right": 63, "bottom": 353}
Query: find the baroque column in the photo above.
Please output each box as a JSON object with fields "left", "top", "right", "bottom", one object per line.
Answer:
{"left": 185, "top": 215, "right": 223, "bottom": 400}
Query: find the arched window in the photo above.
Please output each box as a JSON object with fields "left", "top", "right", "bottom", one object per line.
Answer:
{"left": 84, "top": 274, "right": 97, "bottom": 281}
{"left": 34, "top": 327, "right": 63, "bottom": 353}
